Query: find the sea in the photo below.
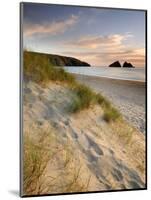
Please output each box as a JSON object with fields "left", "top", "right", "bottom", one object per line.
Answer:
{"left": 63, "top": 66, "right": 145, "bottom": 82}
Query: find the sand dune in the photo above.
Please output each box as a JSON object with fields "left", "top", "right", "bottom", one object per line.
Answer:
{"left": 74, "top": 74, "right": 146, "bottom": 134}
{"left": 23, "top": 80, "right": 145, "bottom": 194}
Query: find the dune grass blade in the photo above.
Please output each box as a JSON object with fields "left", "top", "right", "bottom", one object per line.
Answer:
{"left": 23, "top": 134, "right": 50, "bottom": 195}
{"left": 103, "top": 107, "right": 121, "bottom": 122}
{"left": 69, "top": 84, "right": 95, "bottom": 112}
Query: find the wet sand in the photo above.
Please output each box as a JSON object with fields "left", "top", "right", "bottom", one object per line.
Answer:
{"left": 74, "top": 74, "right": 146, "bottom": 134}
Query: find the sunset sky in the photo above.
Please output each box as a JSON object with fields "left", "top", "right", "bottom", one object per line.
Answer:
{"left": 23, "top": 3, "right": 146, "bottom": 67}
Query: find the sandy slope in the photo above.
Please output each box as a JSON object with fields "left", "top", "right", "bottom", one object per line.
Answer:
{"left": 74, "top": 74, "right": 146, "bottom": 134}
{"left": 23, "top": 80, "right": 145, "bottom": 194}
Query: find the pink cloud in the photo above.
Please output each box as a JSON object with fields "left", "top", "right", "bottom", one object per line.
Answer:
{"left": 65, "top": 34, "right": 131, "bottom": 50}
{"left": 62, "top": 33, "right": 144, "bottom": 66}
{"left": 24, "top": 15, "right": 78, "bottom": 37}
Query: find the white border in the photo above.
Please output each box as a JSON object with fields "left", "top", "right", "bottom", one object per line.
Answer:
{"left": 0, "top": 0, "right": 150, "bottom": 199}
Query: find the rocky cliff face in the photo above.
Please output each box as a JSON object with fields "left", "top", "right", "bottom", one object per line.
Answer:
{"left": 51, "top": 54, "right": 90, "bottom": 66}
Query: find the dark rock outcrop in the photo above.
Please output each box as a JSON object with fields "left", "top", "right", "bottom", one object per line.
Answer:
{"left": 109, "top": 61, "right": 121, "bottom": 67}
{"left": 123, "top": 62, "right": 134, "bottom": 68}
{"left": 50, "top": 54, "right": 90, "bottom": 66}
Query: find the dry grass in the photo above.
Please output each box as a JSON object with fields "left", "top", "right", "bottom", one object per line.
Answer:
{"left": 23, "top": 132, "right": 51, "bottom": 195}
{"left": 23, "top": 128, "right": 91, "bottom": 196}
{"left": 110, "top": 119, "right": 133, "bottom": 144}
{"left": 69, "top": 84, "right": 95, "bottom": 112}
{"left": 103, "top": 107, "right": 121, "bottom": 122}
{"left": 69, "top": 84, "right": 121, "bottom": 122}
{"left": 24, "top": 51, "right": 75, "bottom": 84}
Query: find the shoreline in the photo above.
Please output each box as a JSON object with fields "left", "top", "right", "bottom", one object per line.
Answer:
{"left": 73, "top": 73, "right": 146, "bottom": 134}
{"left": 71, "top": 72, "right": 146, "bottom": 86}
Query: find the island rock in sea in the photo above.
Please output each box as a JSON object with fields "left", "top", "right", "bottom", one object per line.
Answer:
{"left": 123, "top": 61, "right": 135, "bottom": 68}
{"left": 109, "top": 61, "right": 121, "bottom": 67}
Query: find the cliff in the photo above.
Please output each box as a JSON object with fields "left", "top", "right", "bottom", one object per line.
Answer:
{"left": 25, "top": 51, "right": 90, "bottom": 66}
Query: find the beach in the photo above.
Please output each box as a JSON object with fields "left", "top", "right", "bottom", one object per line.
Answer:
{"left": 23, "top": 79, "right": 145, "bottom": 194}
{"left": 74, "top": 74, "right": 146, "bottom": 134}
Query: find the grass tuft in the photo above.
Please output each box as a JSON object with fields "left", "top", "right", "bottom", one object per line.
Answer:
{"left": 103, "top": 107, "right": 121, "bottom": 122}
{"left": 69, "top": 84, "right": 121, "bottom": 122}
{"left": 24, "top": 51, "right": 75, "bottom": 84}
{"left": 69, "top": 84, "right": 94, "bottom": 112}
{"left": 23, "top": 133, "right": 50, "bottom": 195}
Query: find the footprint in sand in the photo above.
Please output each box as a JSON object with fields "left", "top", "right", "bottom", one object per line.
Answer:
{"left": 85, "top": 135, "right": 104, "bottom": 156}
{"left": 109, "top": 148, "right": 115, "bottom": 155}
{"left": 70, "top": 129, "right": 78, "bottom": 139}
{"left": 111, "top": 168, "right": 123, "bottom": 181}
{"left": 111, "top": 157, "right": 145, "bottom": 188}
{"left": 126, "top": 168, "right": 145, "bottom": 188}
{"left": 128, "top": 181, "right": 143, "bottom": 189}
{"left": 63, "top": 119, "right": 70, "bottom": 126}
{"left": 86, "top": 150, "right": 98, "bottom": 163}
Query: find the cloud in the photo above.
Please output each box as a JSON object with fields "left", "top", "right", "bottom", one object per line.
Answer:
{"left": 61, "top": 47, "right": 145, "bottom": 67}
{"left": 24, "top": 15, "right": 78, "bottom": 37}
{"left": 62, "top": 33, "right": 145, "bottom": 66}
{"left": 65, "top": 34, "right": 132, "bottom": 50}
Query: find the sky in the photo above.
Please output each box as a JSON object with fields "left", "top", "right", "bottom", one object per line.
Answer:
{"left": 23, "top": 3, "right": 146, "bottom": 67}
